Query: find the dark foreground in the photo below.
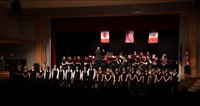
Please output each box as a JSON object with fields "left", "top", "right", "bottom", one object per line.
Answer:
{"left": 1, "top": 79, "right": 200, "bottom": 105}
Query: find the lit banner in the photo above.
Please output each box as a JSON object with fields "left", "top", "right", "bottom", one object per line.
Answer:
{"left": 148, "top": 32, "right": 158, "bottom": 43}
{"left": 101, "top": 31, "right": 109, "bottom": 43}
{"left": 125, "top": 31, "right": 134, "bottom": 43}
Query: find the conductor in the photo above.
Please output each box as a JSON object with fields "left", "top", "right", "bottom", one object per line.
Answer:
{"left": 94, "top": 46, "right": 104, "bottom": 69}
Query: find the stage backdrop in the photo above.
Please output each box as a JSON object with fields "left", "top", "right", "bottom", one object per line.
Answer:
{"left": 51, "top": 14, "right": 179, "bottom": 66}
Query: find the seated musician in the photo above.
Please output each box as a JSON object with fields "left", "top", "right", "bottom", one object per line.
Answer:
{"left": 103, "top": 51, "right": 113, "bottom": 69}
{"left": 75, "top": 55, "right": 81, "bottom": 68}
{"left": 61, "top": 56, "right": 67, "bottom": 70}
{"left": 66, "top": 56, "right": 73, "bottom": 68}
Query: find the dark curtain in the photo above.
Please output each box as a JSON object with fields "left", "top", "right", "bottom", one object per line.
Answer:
{"left": 51, "top": 34, "right": 57, "bottom": 66}
{"left": 51, "top": 14, "right": 179, "bottom": 66}
{"left": 54, "top": 30, "right": 178, "bottom": 65}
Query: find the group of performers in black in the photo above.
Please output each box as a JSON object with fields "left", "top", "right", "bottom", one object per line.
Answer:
{"left": 12, "top": 48, "right": 181, "bottom": 95}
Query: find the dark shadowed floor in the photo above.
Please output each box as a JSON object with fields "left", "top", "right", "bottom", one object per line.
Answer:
{"left": 1, "top": 71, "right": 200, "bottom": 105}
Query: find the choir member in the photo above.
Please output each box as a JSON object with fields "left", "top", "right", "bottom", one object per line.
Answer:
{"left": 36, "top": 66, "right": 44, "bottom": 87}
{"left": 72, "top": 66, "right": 81, "bottom": 88}
{"left": 80, "top": 66, "right": 88, "bottom": 88}
{"left": 87, "top": 64, "right": 97, "bottom": 88}
{"left": 58, "top": 65, "right": 65, "bottom": 87}
{"left": 43, "top": 66, "right": 51, "bottom": 87}
{"left": 64, "top": 65, "right": 73, "bottom": 88}
{"left": 104, "top": 68, "right": 113, "bottom": 88}
{"left": 113, "top": 68, "right": 121, "bottom": 90}
{"left": 96, "top": 67, "right": 104, "bottom": 89}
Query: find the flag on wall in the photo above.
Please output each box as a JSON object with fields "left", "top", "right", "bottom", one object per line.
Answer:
{"left": 125, "top": 30, "right": 134, "bottom": 43}
{"left": 185, "top": 47, "right": 190, "bottom": 66}
{"left": 148, "top": 32, "right": 158, "bottom": 43}
{"left": 179, "top": 43, "right": 183, "bottom": 65}
{"left": 101, "top": 31, "right": 110, "bottom": 43}
{"left": 42, "top": 40, "right": 47, "bottom": 64}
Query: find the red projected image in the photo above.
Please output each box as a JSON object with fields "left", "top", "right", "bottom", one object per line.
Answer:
{"left": 125, "top": 31, "right": 134, "bottom": 43}
{"left": 101, "top": 31, "right": 110, "bottom": 43}
{"left": 148, "top": 32, "right": 158, "bottom": 43}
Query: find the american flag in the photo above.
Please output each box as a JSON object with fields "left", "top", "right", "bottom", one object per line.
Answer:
{"left": 42, "top": 40, "right": 47, "bottom": 64}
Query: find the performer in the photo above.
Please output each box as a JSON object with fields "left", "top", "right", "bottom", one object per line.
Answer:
{"left": 80, "top": 66, "right": 88, "bottom": 88}
{"left": 151, "top": 54, "right": 158, "bottom": 71}
{"left": 36, "top": 66, "right": 44, "bottom": 87}
{"left": 66, "top": 56, "right": 73, "bottom": 68}
{"left": 61, "top": 56, "right": 67, "bottom": 70}
{"left": 136, "top": 69, "right": 144, "bottom": 94}
{"left": 113, "top": 68, "right": 121, "bottom": 90}
{"left": 160, "top": 54, "right": 168, "bottom": 71}
{"left": 14, "top": 65, "right": 23, "bottom": 87}
{"left": 143, "top": 70, "right": 151, "bottom": 94}
{"left": 75, "top": 55, "right": 82, "bottom": 69}
{"left": 83, "top": 56, "right": 89, "bottom": 68}
{"left": 44, "top": 66, "right": 51, "bottom": 80}
{"left": 72, "top": 66, "right": 81, "bottom": 88}
{"left": 162, "top": 71, "right": 171, "bottom": 93}
{"left": 120, "top": 67, "right": 128, "bottom": 88}
{"left": 103, "top": 51, "right": 112, "bottom": 70}
{"left": 87, "top": 64, "right": 97, "bottom": 88}
{"left": 170, "top": 70, "right": 180, "bottom": 94}
{"left": 96, "top": 67, "right": 104, "bottom": 89}
{"left": 51, "top": 64, "right": 59, "bottom": 87}
{"left": 94, "top": 46, "right": 104, "bottom": 69}
{"left": 43, "top": 66, "right": 51, "bottom": 87}
{"left": 104, "top": 68, "right": 113, "bottom": 88}
{"left": 153, "top": 69, "right": 163, "bottom": 93}
{"left": 23, "top": 66, "right": 30, "bottom": 86}
{"left": 58, "top": 65, "right": 65, "bottom": 87}
{"left": 64, "top": 65, "right": 73, "bottom": 88}
{"left": 129, "top": 67, "right": 137, "bottom": 94}
{"left": 140, "top": 56, "right": 149, "bottom": 72}
{"left": 29, "top": 65, "right": 36, "bottom": 85}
